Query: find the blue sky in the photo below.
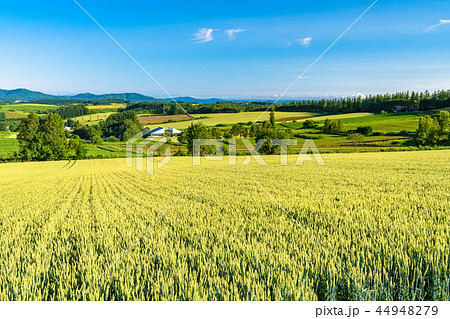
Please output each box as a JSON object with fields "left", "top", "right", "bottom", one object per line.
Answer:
{"left": 0, "top": 0, "right": 449, "bottom": 99}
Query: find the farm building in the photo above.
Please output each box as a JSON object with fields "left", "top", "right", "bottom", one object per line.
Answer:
{"left": 168, "top": 127, "right": 181, "bottom": 136}
{"left": 148, "top": 127, "right": 165, "bottom": 137}
{"left": 392, "top": 105, "right": 406, "bottom": 112}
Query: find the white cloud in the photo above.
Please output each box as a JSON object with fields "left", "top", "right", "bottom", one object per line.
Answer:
{"left": 193, "top": 28, "right": 215, "bottom": 43}
{"left": 298, "top": 36, "right": 313, "bottom": 47}
{"left": 225, "top": 28, "right": 246, "bottom": 40}
{"left": 426, "top": 19, "right": 450, "bottom": 32}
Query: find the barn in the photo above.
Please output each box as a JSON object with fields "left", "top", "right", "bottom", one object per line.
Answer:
{"left": 148, "top": 127, "right": 165, "bottom": 137}
{"left": 168, "top": 127, "right": 182, "bottom": 136}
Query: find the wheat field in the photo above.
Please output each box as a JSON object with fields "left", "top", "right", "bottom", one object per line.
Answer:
{"left": 0, "top": 151, "right": 448, "bottom": 300}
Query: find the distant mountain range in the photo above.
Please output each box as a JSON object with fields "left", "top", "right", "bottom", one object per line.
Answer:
{"left": 0, "top": 88, "right": 332, "bottom": 104}
{"left": 0, "top": 88, "right": 224, "bottom": 104}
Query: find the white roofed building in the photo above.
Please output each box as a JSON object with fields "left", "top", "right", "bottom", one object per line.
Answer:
{"left": 168, "top": 127, "right": 182, "bottom": 136}
{"left": 148, "top": 127, "right": 165, "bottom": 137}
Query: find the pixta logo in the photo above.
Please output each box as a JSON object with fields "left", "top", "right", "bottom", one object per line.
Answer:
{"left": 193, "top": 139, "right": 325, "bottom": 166}
{"left": 127, "top": 130, "right": 172, "bottom": 176}
{"left": 127, "top": 131, "right": 325, "bottom": 176}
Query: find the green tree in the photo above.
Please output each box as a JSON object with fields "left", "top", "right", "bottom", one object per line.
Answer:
{"left": 17, "top": 113, "right": 41, "bottom": 160}
{"left": 69, "top": 135, "right": 87, "bottom": 159}
{"left": 181, "top": 123, "right": 212, "bottom": 154}
{"left": 355, "top": 126, "right": 373, "bottom": 136}
{"left": 254, "top": 127, "right": 292, "bottom": 155}
{"left": 303, "top": 119, "right": 317, "bottom": 128}
{"left": 269, "top": 107, "right": 275, "bottom": 128}
{"left": 101, "top": 111, "right": 142, "bottom": 141}
{"left": 121, "top": 119, "right": 142, "bottom": 142}
{"left": 65, "top": 119, "right": 77, "bottom": 128}
{"left": 435, "top": 110, "right": 450, "bottom": 135}
{"left": 348, "top": 133, "right": 364, "bottom": 152}
{"left": 323, "top": 119, "right": 345, "bottom": 134}
{"left": 91, "top": 135, "right": 104, "bottom": 145}
{"left": 230, "top": 124, "right": 242, "bottom": 137}
{"left": 37, "top": 113, "right": 68, "bottom": 161}
{"left": 415, "top": 115, "right": 440, "bottom": 146}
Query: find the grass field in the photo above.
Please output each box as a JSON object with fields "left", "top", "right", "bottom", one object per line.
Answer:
{"left": 74, "top": 112, "right": 117, "bottom": 124}
{"left": 339, "top": 113, "right": 420, "bottom": 132}
{"left": 280, "top": 112, "right": 420, "bottom": 133}
{"left": 0, "top": 104, "right": 59, "bottom": 112}
{"left": 0, "top": 111, "right": 28, "bottom": 119}
{"left": 85, "top": 143, "right": 127, "bottom": 157}
{"left": 144, "top": 111, "right": 316, "bottom": 130}
{"left": 0, "top": 138, "right": 19, "bottom": 157}
{"left": 0, "top": 138, "right": 126, "bottom": 160}
{"left": 0, "top": 151, "right": 448, "bottom": 300}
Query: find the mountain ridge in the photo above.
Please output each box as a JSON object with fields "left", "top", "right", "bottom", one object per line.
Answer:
{"left": 0, "top": 88, "right": 329, "bottom": 104}
{"left": 0, "top": 88, "right": 163, "bottom": 103}
{"left": 0, "top": 88, "right": 228, "bottom": 103}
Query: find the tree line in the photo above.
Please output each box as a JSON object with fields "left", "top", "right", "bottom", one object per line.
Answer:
{"left": 278, "top": 90, "right": 450, "bottom": 113}
{"left": 122, "top": 90, "right": 450, "bottom": 116}
{"left": 15, "top": 110, "right": 143, "bottom": 161}
{"left": 17, "top": 113, "right": 86, "bottom": 161}
{"left": 415, "top": 111, "right": 449, "bottom": 146}
{"left": 179, "top": 108, "right": 294, "bottom": 155}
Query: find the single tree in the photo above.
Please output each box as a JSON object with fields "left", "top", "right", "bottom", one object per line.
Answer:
{"left": 17, "top": 113, "right": 41, "bottom": 160}
{"left": 348, "top": 133, "right": 364, "bottom": 152}
{"left": 182, "top": 123, "right": 212, "bottom": 154}
{"left": 38, "top": 113, "right": 68, "bottom": 161}
{"left": 69, "top": 135, "right": 87, "bottom": 159}
{"left": 435, "top": 110, "right": 449, "bottom": 135}
{"left": 269, "top": 107, "right": 276, "bottom": 128}
{"left": 415, "top": 116, "right": 440, "bottom": 146}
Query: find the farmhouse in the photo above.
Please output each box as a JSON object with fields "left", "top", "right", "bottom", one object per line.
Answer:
{"left": 392, "top": 105, "right": 406, "bottom": 112}
{"left": 168, "top": 127, "right": 181, "bottom": 136}
{"left": 148, "top": 127, "right": 165, "bottom": 137}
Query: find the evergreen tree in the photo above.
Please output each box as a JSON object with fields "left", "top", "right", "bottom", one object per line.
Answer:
{"left": 269, "top": 107, "right": 275, "bottom": 128}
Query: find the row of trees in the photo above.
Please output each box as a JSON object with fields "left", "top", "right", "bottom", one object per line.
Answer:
{"left": 17, "top": 113, "right": 86, "bottom": 161}
{"left": 15, "top": 110, "right": 143, "bottom": 161}
{"left": 278, "top": 90, "right": 450, "bottom": 113}
{"left": 56, "top": 104, "right": 90, "bottom": 119}
{"left": 123, "top": 90, "right": 450, "bottom": 116}
{"left": 19, "top": 89, "right": 449, "bottom": 122}
{"left": 179, "top": 110, "right": 293, "bottom": 155}
{"left": 100, "top": 111, "right": 142, "bottom": 141}
{"left": 304, "top": 118, "right": 372, "bottom": 136}
{"left": 66, "top": 111, "right": 143, "bottom": 143}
